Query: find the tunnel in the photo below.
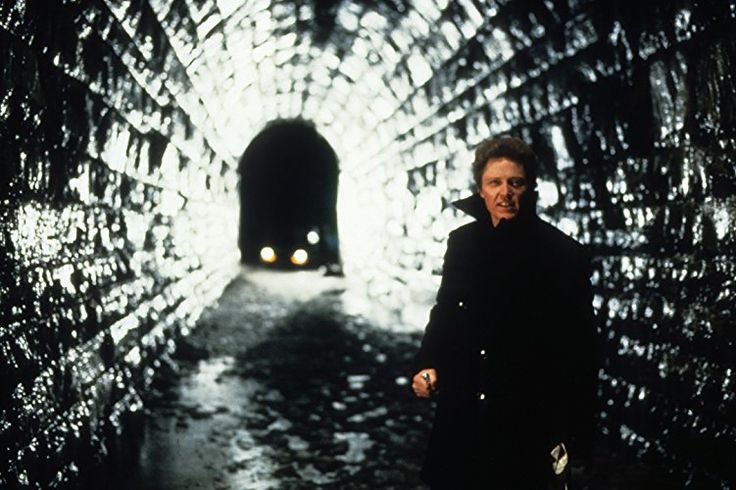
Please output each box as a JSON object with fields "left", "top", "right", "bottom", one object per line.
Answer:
{"left": 238, "top": 119, "right": 340, "bottom": 270}
{"left": 0, "top": 0, "right": 735, "bottom": 488}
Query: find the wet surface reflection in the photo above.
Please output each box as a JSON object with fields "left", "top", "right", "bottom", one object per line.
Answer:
{"left": 2, "top": 0, "right": 735, "bottom": 487}
{"left": 97, "top": 270, "right": 679, "bottom": 490}
{"left": 107, "top": 271, "right": 430, "bottom": 489}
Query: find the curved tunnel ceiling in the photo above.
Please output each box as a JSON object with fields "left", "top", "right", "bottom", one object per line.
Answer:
{"left": 122, "top": 0, "right": 504, "bottom": 285}
{"left": 1, "top": 1, "right": 735, "bottom": 486}
{"left": 133, "top": 0, "right": 491, "bottom": 161}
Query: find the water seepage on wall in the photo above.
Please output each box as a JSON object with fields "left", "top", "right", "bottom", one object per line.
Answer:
{"left": 0, "top": 0, "right": 735, "bottom": 487}
{"left": 0, "top": 2, "right": 240, "bottom": 487}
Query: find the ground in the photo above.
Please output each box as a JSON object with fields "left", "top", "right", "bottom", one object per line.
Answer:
{"left": 95, "top": 268, "right": 680, "bottom": 490}
{"left": 103, "top": 269, "right": 432, "bottom": 489}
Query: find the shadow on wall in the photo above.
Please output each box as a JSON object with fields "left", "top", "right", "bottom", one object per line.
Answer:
{"left": 238, "top": 120, "right": 341, "bottom": 271}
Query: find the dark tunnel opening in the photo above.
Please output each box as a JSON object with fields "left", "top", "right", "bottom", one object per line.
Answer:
{"left": 238, "top": 120, "right": 341, "bottom": 272}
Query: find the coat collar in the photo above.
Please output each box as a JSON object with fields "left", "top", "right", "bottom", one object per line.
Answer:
{"left": 451, "top": 193, "right": 488, "bottom": 222}
{"left": 451, "top": 193, "right": 536, "bottom": 232}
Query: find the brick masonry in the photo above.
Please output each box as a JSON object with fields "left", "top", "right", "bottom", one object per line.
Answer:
{"left": 0, "top": 1, "right": 240, "bottom": 487}
{"left": 0, "top": 0, "right": 734, "bottom": 487}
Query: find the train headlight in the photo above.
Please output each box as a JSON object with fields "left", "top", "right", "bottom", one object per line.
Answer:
{"left": 260, "top": 246, "right": 277, "bottom": 263}
{"left": 307, "top": 231, "right": 320, "bottom": 245}
{"left": 290, "top": 249, "right": 308, "bottom": 266}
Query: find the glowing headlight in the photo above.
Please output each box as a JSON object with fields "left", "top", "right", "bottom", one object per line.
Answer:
{"left": 307, "top": 231, "right": 320, "bottom": 245}
{"left": 260, "top": 246, "right": 277, "bottom": 263}
{"left": 290, "top": 249, "right": 308, "bottom": 266}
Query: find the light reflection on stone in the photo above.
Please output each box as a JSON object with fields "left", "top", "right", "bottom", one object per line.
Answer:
{"left": 0, "top": 0, "right": 735, "bottom": 487}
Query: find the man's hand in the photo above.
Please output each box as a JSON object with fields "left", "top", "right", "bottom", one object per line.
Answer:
{"left": 550, "top": 442, "right": 568, "bottom": 475}
{"left": 412, "top": 368, "right": 438, "bottom": 398}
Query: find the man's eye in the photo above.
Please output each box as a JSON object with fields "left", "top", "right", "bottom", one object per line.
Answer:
{"left": 510, "top": 179, "right": 526, "bottom": 187}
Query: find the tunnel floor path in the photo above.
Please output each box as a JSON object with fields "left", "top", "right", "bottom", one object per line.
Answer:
{"left": 102, "top": 268, "right": 679, "bottom": 490}
{"left": 111, "top": 268, "right": 432, "bottom": 489}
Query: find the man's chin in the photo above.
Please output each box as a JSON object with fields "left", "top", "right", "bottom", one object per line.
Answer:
{"left": 496, "top": 211, "right": 519, "bottom": 221}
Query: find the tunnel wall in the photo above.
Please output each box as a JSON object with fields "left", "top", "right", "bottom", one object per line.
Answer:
{"left": 337, "top": 1, "right": 736, "bottom": 487}
{"left": 0, "top": 0, "right": 734, "bottom": 488}
{"left": 0, "top": 2, "right": 239, "bottom": 487}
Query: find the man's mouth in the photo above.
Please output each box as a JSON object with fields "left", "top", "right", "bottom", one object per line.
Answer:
{"left": 497, "top": 202, "right": 516, "bottom": 209}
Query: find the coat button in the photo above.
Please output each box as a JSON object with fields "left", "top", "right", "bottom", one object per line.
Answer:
{"left": 479, "top": 349, "right": 487, "bottom": 359}
{"left": 478, "top": 392, "right": 486, "bottom": 400}
{"left": 457, "top": 300, "right": 464, "bottom": 308}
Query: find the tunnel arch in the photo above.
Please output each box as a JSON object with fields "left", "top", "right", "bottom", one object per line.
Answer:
{"left": 238, "top": 119, "right": 340, "bottom": 269}
{"left": 1, "top": 1, "right": 735, "bottom": 487}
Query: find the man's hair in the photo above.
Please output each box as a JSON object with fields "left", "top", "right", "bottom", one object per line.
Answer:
{"left": 472, "top": 136, "right": 538, "bottom": 189}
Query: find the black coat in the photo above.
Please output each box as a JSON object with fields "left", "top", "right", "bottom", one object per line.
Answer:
{"left": 415, "top": 195, "right": 598, "bottom": 489}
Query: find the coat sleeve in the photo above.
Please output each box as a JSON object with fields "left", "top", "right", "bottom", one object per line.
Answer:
{"left": 559, "top": 248, "right": 600, "bottom": 457}
{"left": 412, "top": 231, "right": 460, "bottom": 374}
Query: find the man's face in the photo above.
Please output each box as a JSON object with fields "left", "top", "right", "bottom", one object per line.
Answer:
{"left": 479, "top": 158, "right": 528, "bottom": 226}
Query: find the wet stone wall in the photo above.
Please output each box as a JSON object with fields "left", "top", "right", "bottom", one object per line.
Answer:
{"left": 0, "top": 0, "right": 734, "bottom": 488}
{"left": 345, "top": 1, "right": 736, "bottom": 487}
{"left": 0, "top": 2, "right": 240, "bottom": 487}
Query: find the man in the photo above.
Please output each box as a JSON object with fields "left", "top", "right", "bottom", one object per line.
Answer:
{"left": 412, "top": 136, "right": 598, "bottom": 489}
